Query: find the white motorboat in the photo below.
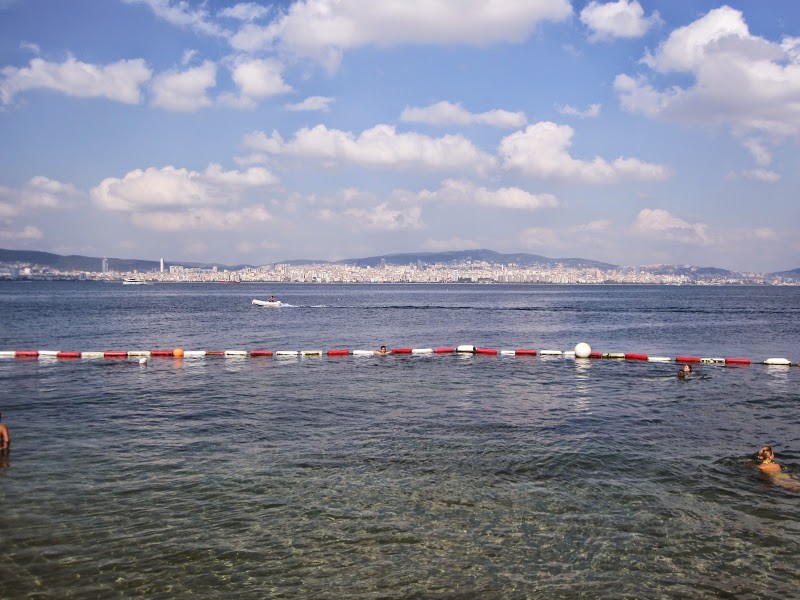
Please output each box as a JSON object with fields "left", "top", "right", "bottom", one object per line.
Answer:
{"left": 123, "top": 278, "right": 148, "bottom": 285}
{"left": 252, "top": 299, "right": 282, "bottom": 307}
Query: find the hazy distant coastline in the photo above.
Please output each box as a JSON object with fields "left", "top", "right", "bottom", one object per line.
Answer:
{"left": 1, "top": 248, "right": 798, "bottom": 285}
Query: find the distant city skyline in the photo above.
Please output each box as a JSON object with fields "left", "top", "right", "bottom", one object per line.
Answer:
{"left": 2, "top": 1, "right": 800, "bottom": 272}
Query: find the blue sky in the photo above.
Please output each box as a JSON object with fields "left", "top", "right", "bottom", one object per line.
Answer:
{"left": 1, "top": 0, "right": 799, "bottom": 272}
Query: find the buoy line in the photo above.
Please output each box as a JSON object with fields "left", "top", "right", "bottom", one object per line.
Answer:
{"left": 0, "top": 344, "right": 796, "bottom": 366}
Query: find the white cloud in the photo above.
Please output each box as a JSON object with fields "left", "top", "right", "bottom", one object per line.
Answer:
{"left": 401, "top": 101, "right": 526, "bottom": 128}
{"left": 231, "top": 0, "right": 572, "bottom": 69}
{"left": 285, "top": 95, "right": 334, "bottom": 111}
{"left": 244, "top": 124, "right": 497, "bottom": 173}
{"left": 726, "top": 169, "right": 781, "bottom": 183}
{"left": 342, "top": 202, "right": 423, "bottom": 232}
{"left": 0, "top": 176, "right": 81, "bottom": 216}
{"left": 557, "top": 103, "right": 601, "bottom": 118}
{"left": 123, "top": 0, "right": 227, "bottom": 38}
{"left": 220, "top": 58, "right": 291, "bottom": 109}
{"left": 580, "top": 0, "right": 660, "bottom": 41}
{"left": 422, "top": 237, "right": 479, "bottom": 252}
{"left": 231, "top": 58, "right": 291, "bottom": 99}
{"left": 0, "top": 55, "right": 151, "bottom": 105}
{"left": 0, "top": 225, "right": 43, "bottom": 240}
{"left": 499, "top": 121, "right": 669, "bottom": 183}
{"left": 436, "top": 179, "right": 558, "bottom": 211}
{"left": 150, "top": 61, "right": 216, "bottom": 111}
{"left": 91, "top": 164, "right": 278, "bottom": 231}
{"left": 570, "top": 219, "right": 611, "bottom": 233}
{"left": 632, "top": 208, "right": 713, "bottom": 245}
{"left": 19, "top": 41, "right": 40, "bottom": 54}
{"left": 218, "top": 3, "right": 270, "bottom": 21}
{"left": 615, "top": 6, "right": 800, "bottom": 142}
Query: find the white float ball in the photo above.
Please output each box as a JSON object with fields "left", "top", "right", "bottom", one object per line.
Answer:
{"left": 574, "top": 342, "right": 591, "bottom": 358}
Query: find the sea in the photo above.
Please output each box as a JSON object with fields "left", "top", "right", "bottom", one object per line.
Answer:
{"left": 1, "top": 281, "right": 799, "bottom": 599}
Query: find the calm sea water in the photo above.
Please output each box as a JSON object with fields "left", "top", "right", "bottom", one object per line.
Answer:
{"left": 1, "top": 282, "right": 799, "bottom": 599}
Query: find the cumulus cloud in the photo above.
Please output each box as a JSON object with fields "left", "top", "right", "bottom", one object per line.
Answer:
{"left": 230, "top": 0, "right": 572, "bottom": 69}
{"left": 285, "top": 95, "right": 333, "bottom": 111}
{"left": 615, "top": 6, "right": 800, "bottom": 144}
{"left": 150, "top": 61, "right": 216, "bottom": 111}
{"left": 557, "top": 103, "right": 601, "bottom": 118}
{"left": 0, "top": 176, "right": 81, "bottom": 217}
{"left": 244, "top": 124, "right": 497, "bottom": 172}
{"left": 220, "top": 58, "right": 291, "bottom": 109}
{"left": 435, "top": 179, "right": 558, "bottom": 211}
{"left": 580, "top": 0, "right": 660, "bottom": 41}
{"left": 632, "top": 208, "right": 712, "bottom": 245}
{"left": 0, "top": 55, "right": 151, "bottom": 104}
{"left": 499, "top": 121, "right": 669, "bottom": 183}
{"left": 401, "top": 101, "right": 526, "bottom": 128}
{"left": 91, "top": 164, "right": 278, "bottom": 231}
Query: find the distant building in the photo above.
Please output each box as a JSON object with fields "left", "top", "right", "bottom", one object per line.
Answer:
{"left": 102, "top": 257, "right": 109, "bottom": 273}
{"left": 160, "top": 258, "right": 164, "bottom": 273}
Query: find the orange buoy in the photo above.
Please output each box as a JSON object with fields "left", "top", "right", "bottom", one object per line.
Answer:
{"left": 173, "top": 348, "right": 184, "bottom": 358}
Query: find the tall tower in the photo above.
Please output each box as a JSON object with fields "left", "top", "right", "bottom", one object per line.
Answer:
{"left": 102, "top": 257, "right": 109, "bottom": 273}
{"left": 160, "top": 258, "right": 165, "bottom": 273}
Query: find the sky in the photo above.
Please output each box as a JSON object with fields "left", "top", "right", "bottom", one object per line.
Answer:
{"left": 1, "top": 0, "right": 799, "bottom": 272}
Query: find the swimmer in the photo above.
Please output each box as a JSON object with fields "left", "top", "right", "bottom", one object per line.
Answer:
{"left": 677, "top": 364, "right": 692, "bottom": 378}
{"left": 756, "top": 445, "right": 782, "bottom": 475}
{"left": 0, "top": 413, "right": 9, "bottom": 449}
{"left": 269, "top": 296, "right": 276, "bottom": 302}
{"left": 378, "top": 345, "right": 388, "bottom": 355}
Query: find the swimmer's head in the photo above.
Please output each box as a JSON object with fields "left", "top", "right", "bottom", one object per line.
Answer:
{"left": 758, "top": 446, "right": 775, "bottom": 462}
{"left": 684, "top": 364, "right": 692, "bottom": 372}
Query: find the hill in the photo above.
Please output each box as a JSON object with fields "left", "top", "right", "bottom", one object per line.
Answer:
{"left": 332, "top": 249, "right": 618, "bottom": 270}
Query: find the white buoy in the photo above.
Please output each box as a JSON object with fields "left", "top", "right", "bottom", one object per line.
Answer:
{"left": 574, "top": 342, "right": 591, "bottom": 358}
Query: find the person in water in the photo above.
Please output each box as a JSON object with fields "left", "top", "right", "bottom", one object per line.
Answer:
{"left": 378, "top": 346, "right": 388, "bottom": 355}
{"left": 0, "top": 413, "right": 10, "bottom": 449}
{"left": 757, "top": 446, "right": 782, "bottom": 475}
{"left": 269, "top": 296, "right": 276, "bottom": 302}
{"left": 677, "top": 364, "right": 692, "bottom": 378}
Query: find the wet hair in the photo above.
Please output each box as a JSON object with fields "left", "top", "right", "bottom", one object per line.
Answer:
{"left": 758, "top": 446, "right": 775, "bottom": 461}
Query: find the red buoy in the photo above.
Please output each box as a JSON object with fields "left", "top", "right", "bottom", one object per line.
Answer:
{"left": 725, "top": 358, "right": 751, "bottom": 365}
{"left": 327, "top": 349, "right": 349, "bottom": 356}
{"left": 515, "top": 349, "right": 537, "bottom": 356}
{"left": 434, "top": 348, "right": 455, "bottom": 353}
{"left": 250, "top": 350, "right": 273, "bottom": 357}
{"left": 625, "top": 353, "right": 648, "bottom": 361}
{"left": 150, "top": 350, "right": 174, "bottom": 357}
{"left": 589, "top": 352, "right": 602, "bottom": 359}
{"left": 676, "top": 356, "right": 701, "bottom": 363}
{"left": 476, "top": 348, "right": 498, "bottom": 355}
{"left": 391, "top": 349, "right": 412, "bottom": 354}
{"left": 104, "top": 351, "right": 128, "bottom": 358}
{"left": 57, "top": 352, "right": 81, "bottom": 359}
{"left": 15, "top": 350, "right": 39, "bottom": 358}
